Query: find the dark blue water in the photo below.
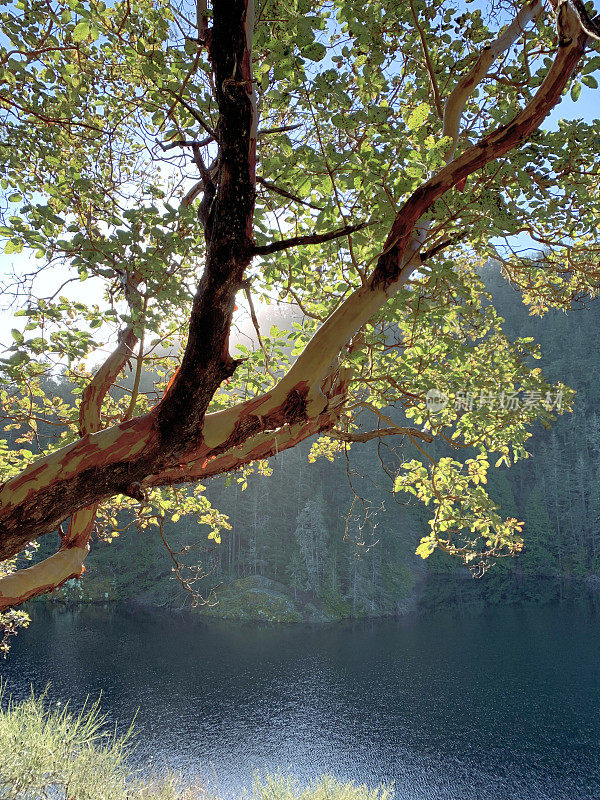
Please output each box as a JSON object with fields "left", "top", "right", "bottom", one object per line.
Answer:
{"left": 2, "top": 604, "right": 600, "bottom": 799}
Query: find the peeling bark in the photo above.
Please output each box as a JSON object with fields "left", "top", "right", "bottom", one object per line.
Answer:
{"left": 0, "top": 327, "right": 140, "bottom": 607}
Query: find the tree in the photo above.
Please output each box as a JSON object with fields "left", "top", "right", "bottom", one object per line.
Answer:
{"left": 1, "top": 0, "right": 600, "bottom": 625}
{"left": 522, "top": 484, "right": 556, "bottom": 576}
{"left": 294, "top": 497, "right": 328, "bottom": 591}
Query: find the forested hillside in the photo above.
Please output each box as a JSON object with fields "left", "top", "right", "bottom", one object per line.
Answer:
{"left": 426, "top": 265, "right": 600, "bottom": 607}
{"left": 38, "top": 265, "right": 600, "bottom": 618}
{"left": 49, "top": 431, "right": 423, "bottom": 619}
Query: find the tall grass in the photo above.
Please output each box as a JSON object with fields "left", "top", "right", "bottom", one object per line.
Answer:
{"left": 0, "top": 686, "right": 394, "bottom": 800}
{"left": 0, "top": 685, "right": 138, "bottom": 800}
{"left": 252, "top": 773, "right": 394, "bottom": 800}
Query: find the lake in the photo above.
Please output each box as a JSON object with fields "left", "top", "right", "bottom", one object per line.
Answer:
{"left": 2, "top": 604, "right": 600, "bottom": 800}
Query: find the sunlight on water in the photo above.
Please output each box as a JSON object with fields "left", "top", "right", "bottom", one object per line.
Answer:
{"left": 2, "top": 605, "right": 600, "bottom": 800}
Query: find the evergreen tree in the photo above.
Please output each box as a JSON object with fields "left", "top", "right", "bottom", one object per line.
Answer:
{"left": 294, "top": 499, "right": 328, "bottom": 593}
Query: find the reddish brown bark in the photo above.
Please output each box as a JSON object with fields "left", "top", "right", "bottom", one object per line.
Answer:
{"left": 371, "top": 20, "right": 587, "bottom": 290}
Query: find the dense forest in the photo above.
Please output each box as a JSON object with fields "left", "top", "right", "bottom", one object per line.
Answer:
{"left": 31, "top": 265, "right": 600, "bottom": 619}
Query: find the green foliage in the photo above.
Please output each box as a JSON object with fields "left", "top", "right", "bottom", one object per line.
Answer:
{"left": 200, "top": 576, "right": 304, "bottom": 622}
{"left": 421, "top": 267, "right": 600, "bottom": 605}
{"left": 0, "top": 687, "right": 138, "bottom": 800}
{"left": 2, "top": 0, "right": 600, "bottom": 600}
{"left": 0, "top": 610, "right": 29, "bottom": 658}
{"left": 0, "top": 686, "right": 226, "bottom": 799}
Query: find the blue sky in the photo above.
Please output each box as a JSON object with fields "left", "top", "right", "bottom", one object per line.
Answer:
{"left": 1, "top": 9, "right": 600, "bottom": 352}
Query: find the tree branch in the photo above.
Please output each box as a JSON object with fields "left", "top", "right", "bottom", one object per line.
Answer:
{"left": 160, "top": 135, "right": 214, "bottom": 151}
{"left": 244, "top": 284, "right": 276, "bottom": 379}
{"left": 420, "top": 231, "right": 468, "bottom": 262}
{"left": 147, "top": 367, "right": 352, "bottom": 487}
{"left": 254, "top": 222, "right": 371, "bottom": 256}
{"left": 0, "top": 1, "right": 590, "bottom": 602}
{"left": 442, "top": 0, "right": 544, "bottom": 159}
{"left": 258, "top": 123, "right": 302, "bottom": 138}
{"left": 155, "top": 0, "right": 258, "bottom": 448}
{"left": 256, "top": 176, "right": 322, "bottom": 211}
{"left": 409, "top": 0, "right": 443, "bottom": 118}
{"left": 330, "top": 426, "right": 434, "bottom": 444}
{"left": 164, "top": 90, "right": 218, "bottom": 141}
{"left": 0, "top": 321, "right": 141, "bottom": 609}
{"left": 202, "top": 2, "right": 587, "bottom": 448}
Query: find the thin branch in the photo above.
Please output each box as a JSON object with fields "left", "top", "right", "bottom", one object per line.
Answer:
{"left": 253, "top": 221, "right": 371, "bottom": 256}
{"left": 409, "top": 0, "right": 443, "bottom": 118}
{"left": 257, "top": 123, "right": 302, "bottom": 138}
{"left": 420, "top": 231, "right": 468, "bottom": 262}
{"left": 160, "top": 135, "right": 214, "bottom": 151}
{"left": 167, "top": 126, "right": 301, "bottom": 151}
{"left": 124, "top": 328, "right": 145, "bottom": 421}
{"left": 164, "top": 90, "right": 218, "bottom": 140}
{"left": 158, "top": 517, "right": 211, "bottom": 607}
{"left": 165, "top": 34, "right": 205, "bottom": 123}
{"left": 256, "top": 176, "right": 322, "bottom": 210}
{"left": 330, "top": 426, "right": 434, "bottom": 444}
{"left": 192, "top": 142, "right": 217, "bottom": 227}
{"left": 243, "top": 285, "right": 276, "bottom": 379}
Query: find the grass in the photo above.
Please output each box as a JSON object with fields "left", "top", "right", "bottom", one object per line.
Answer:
{"left": 0, "top": 687, "right": 394, "bottom": 800}
{"left": 0, "top": 685, "right": 191, "bottom": 800}
{"left": 252, "top": 773, "right": 394, "bottom": 800}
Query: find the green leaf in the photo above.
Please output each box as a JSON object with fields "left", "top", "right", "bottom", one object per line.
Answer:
{"left": 407, "top": 102, "right": 430, "bottom": 130}
{"left": 4, "top": 240, "right": 22, "bottom": 254}
{"left": 302, "top": 42, "right": 326, "bottom": 61}
{"left": 570, "top": 82, "right": 581, "bottom": 102}
{"left": 72, "top": 21, "right": 90, "bottom": 41}
{"left": 415, "top": 537, "right": 436, "bottom": 559}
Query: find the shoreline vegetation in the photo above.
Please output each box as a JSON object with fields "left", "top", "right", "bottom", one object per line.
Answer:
{"left": 0, "top": 688, "right": 393, "bottom": 800}
{"left": 36, "top": 572, "right": 420, "bottom": 623}
{"left": 36, "top": 571, "right": 600, "bottom": 626}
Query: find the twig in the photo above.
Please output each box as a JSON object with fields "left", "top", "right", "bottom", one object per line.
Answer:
{"left": 330, "top": 426, "right": 434, "bottom": 444}
{"left": 164, "top": 90, "right": 217, "bottom": 140}
{"left": 409, "top": 0, "right": 443, "bottom": 118}
{"left": 420, "top": 231, "right": 468, "bottom": 262}
{"left": 243, "top": 285, "right": 276, "bottom": 380}
{"left": 257, "top": 123, "right": 302, "bottom": 138}
{"left": 253, "top": 221, "right": 371, "bottom": 257}
{"left": 256, "top": 176, "right": 322, "bottom": 211}
{"left": 160, "top": 135, "right": 214, "bottom": 151}
{"left": 123, "top": 326, "right": 145, "bottom": 421}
